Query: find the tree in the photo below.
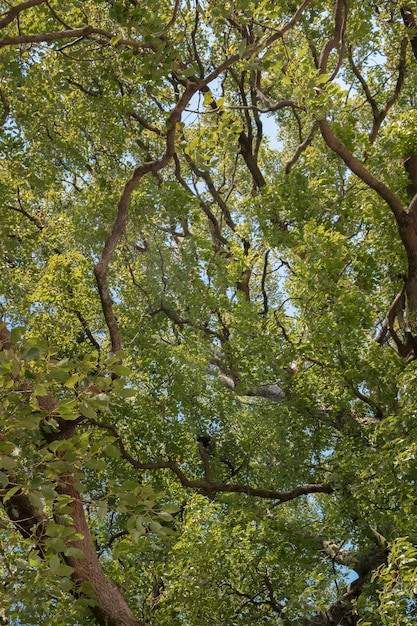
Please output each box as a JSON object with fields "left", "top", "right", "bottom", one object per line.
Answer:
{"left": 1, "top": 0, "right": 417, "bottom": 623}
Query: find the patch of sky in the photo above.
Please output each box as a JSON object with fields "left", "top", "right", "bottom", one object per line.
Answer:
{"left": 260, "top": 113, "right": 282, "bottom": 151}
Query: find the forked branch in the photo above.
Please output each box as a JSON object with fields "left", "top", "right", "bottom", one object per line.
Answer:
{"left": 89, "top": 418, "right": 333, "bottom": 502}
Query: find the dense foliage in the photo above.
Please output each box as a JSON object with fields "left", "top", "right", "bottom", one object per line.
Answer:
{"left": 1, "top": 1, "right": 417, "bottom": 624}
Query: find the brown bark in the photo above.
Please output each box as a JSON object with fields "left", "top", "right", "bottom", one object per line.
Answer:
{"left": 316, "top": 0, "right": 417, "bottom": 349}
{"left": 401, "top": 5, "right": 417, "bottom": 63}
{"left": 238, "top": 130, "right": 267, "bottom": 189}
{"left": 60, "top": 479, "right": 143, "bottom": 626}
{"left": 0, "top": 0, "right": 47, "bottom": 30}
{"left": 398, "top": 211, "right": 417, "bottom": 318}
{"left": 405, "top": 154, "right": 417, "bottom": 200}
{"left": 0, "top": 320, "right": 144, "bottom": 626}
{"left": 88, "top": 417, "right": 332, "bottom": 501}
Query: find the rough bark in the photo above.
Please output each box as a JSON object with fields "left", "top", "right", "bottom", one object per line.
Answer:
{"left": 0, "top": 320, "right": 143, "bottom": 626}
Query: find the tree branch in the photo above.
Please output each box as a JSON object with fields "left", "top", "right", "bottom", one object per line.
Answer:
{"left": 0, "top": 0, "right": 47, "bottom": 30}
{"left": 94, "top": 79, "right": 204, "bottom": 352}
{"left": 318, "top": 0, "right": 347, "bottom": 77}
{"left": 349, "top": 39, "right": 407, "bottom": 145}
{"left": 284, "top": 121, "right": 318, "bottom": 174}
{"left": 163, "top": 0, "right": 180, "bottom": 32}
{"left": 318, "top": 119, "right": 405, "bottom": 222}
{"left": 0, "top": 320, "right": 144, "bottom": 626}
{"left": 87, "top": 417, "right": 333, "bottom": 502}
{"left": 0, "top": 25, "right": 159, "bottom": 51}
{"left": 401, "top": 5, "right": 417, "bottom": 63}
{"left": 0, "top": 26, "right": 93, "bottom": 48}
{"left": 317, "top": 0, "right": 405, "bottom": 223}
{"left": 0, "top": 85, "right": 9, "bottom": 127}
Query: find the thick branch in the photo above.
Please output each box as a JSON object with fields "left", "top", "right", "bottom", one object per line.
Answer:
{"left": 88, "top": 418, "right": 333, "bottom": 502}
{"left": 289, "top": 525, "right": 387, "bottom": 575}
{"left": 0, "top": 26, "right": 158, "bottom": 51}
{"left": 299, "top": 544, "right": 386, "bottom": 626}
{"left": 0, "top": 26, "right": 93, "bottom": 48}
{"left": 302, "top": 577, "right": 364, "bottom": 626}
{"left": 318, "top": 11, "right": 417, "bottom": 321}
{"left": 318, "top": 119, "right": 405, "bottom": 222}
{"left": 0, "top": 320, "right": 143, "bottom": 626}
{"left": 318, "top": 0, "right": 347, "bottom": 76}
{"left": 2, "top": 484, "right": 48, "bottom": 551}
{"left": 0, "top": 0, "right": 47, "bottom": 30}
{"left": 59, "top": 478, "right": 143, "bottom": 626}
{"left": 317, "top": 0, "right": 405, "bottom": 224}
{"left": 401, "top": 5, "right": 417, "bottom": 63}
{"left": 238, "top": 130, "right": 267, "bottom": 189}
{"left": 94, "top": 80, "right": 203, "bottom": 352}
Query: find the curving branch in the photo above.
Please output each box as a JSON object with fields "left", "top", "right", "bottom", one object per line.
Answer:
{"left": 88, "top": 417, "right": 333, "bottom": 502}
{"left": 172, "top": 153, "right": 227, "bottom": 251}
{"left": 163, "top": 0, "right": 181, "bottom": 32}
{"left": 0, "top": 320, "right": 145, "bottom": 626}
{"left": 401, "top": 5, "right": 417, "bottom": 63}
{"left": 317, "top": 0, "right": 405, "bottom": 221}
{"left": 94, "top": 79, "right": 204, "bottom": 352}
{"left": 0, "top": 0, "right": 47, "bottom": 30}
{"left": 316, "top": 1, "right": 417, "bottom": 321}
{"left": 259, "top": 0, "right": 314, "bottom": 51}
{"left": 284, "top": 121, "right": 318, "bottom": 175}
{"left": 318, "top": 119, "right": 405, "bottom": 225}
{"left": 45, "top": 0, "right": 75, "bottom": 30}
{"left": 318, "top": 0, "right": 348, "bottom": 78}
{"left": 348, "top": 38, "right": 407, "bottom": 145}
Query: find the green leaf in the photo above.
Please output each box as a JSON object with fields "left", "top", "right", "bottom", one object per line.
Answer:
{"left": 64, "top": 547, "right": 85, "bottom": 559}
{"left": 118, "top": 387, "right": 137, "bottom": 398}
{"left": 34, "top": 384, "right": 49, "bottom": 396}
{"left": 110, "top": 35, "right": 122, "bottom": 46}
{"left": 10, "top": 326, "right": 24, "bottom": 342}
{"left": 97, "top": 501, "right": 108, "bottom": 521}
{"left": 0, "top": 441, "right": 15, "bottom": 454}
{"left": 29, "top": 553, "right": 42, "bottom": 568}
{"left": 27, "top": 491, "right": 43, "bottom": 509}
{"left": 111, "top": 365, "right": 131, "bottom": 377}
{"left": 0, "top": 472, "right": 9, "bottom": 488}
{"left": 0, "top": 455, "right": 17, "bottom": 470}
{"left": 79, "top": 402, "right": 97, "bottom": 419}
{"left": 161, "top": 503, "right": 180, "bottom": 513}
{"left": 3, "top": 485, "right": 20, "bottom": 502}
{"left": 157, "top": 510, "right": 173, "bottom": 521}
{"left": 26, "top": 347, "right": 41, "bottom": 360}
{"left": 103, "top": 443, "right": 121, "bottom": 458}
{"left": 47, "top": 537, "right": 67, "bottom": 553}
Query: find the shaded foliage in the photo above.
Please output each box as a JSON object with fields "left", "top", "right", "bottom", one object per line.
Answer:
{"left": 1, "top": 1, "right": 417, "bottom": 624}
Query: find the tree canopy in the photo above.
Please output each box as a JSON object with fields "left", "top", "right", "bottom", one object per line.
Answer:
{"left": 1, "top": 0, "right": 417, "bottom": 624}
